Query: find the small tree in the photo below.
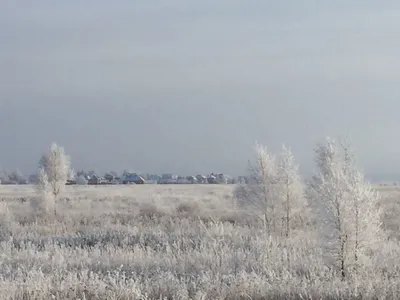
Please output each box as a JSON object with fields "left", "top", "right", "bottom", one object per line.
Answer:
{"left": 33, "top": 167, "right": 54, "bottom": 214}
{"left": 234, "top": 142, "right": 279, "bottom": 233}
{"left": 308, "top": 137, "right": 382, "bottom": 279}
{"left": 277, "top": 145, "right": 306, "bottom": 239}
{"left": 36, "top": 142, "right": 71, "bottom": 215}
{"left": 341, "top": 140, "right": 382, "bottom": 269}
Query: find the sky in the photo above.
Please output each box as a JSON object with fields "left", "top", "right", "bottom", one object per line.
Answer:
{"left": 1, "top": 1, "right": 400, "bottom": 178}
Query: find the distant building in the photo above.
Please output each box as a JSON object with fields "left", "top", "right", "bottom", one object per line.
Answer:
{"left": 110, "top": 177, "right": 121, "bottom": 185}
{"left": 196, "top": 175, "right": 207, "bottom": 184}
{"left": 207, "top": 174, "right": 218, "bottom": 184}
{"left": 148, "top": 174, "right": 161, "bottom": 181}
{"left": 123, "top": 173, "right": 145, "bottom": 184}
{"left": 177, "top": 176, "right": 190, "bottom": 184}
{"left": 88, "top": 175, "right": 100, "bottom": 185}
{"left": 187, "top": 176, "right": 198, "bottom": 184}
{"left": 159, "top": 174, "right": 178, "bottom": 184}
{"left": 215, "top": 173, "right": 228, "bottom": 184}
{"left": 88, "top": 175, "right": 108, "bottom": 185}
{"left": 146, "top": 174, "right": 160, "bottom": 184}
{"left": 104, "top": 173, "right": 114, "bottom": 182}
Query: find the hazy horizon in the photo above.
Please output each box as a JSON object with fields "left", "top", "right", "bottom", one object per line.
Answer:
{"left": 2, "top": 1, "right": 400, "bottom": 177}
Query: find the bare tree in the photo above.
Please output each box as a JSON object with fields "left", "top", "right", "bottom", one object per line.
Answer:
{"left": 36, "top": 142, "right": 71, "bottom": 215}
{"left": 308, "top": 137, "right": 382, "bottom": 279}
{"left": 234, "top": 142, "right": 279, "bottom": 233}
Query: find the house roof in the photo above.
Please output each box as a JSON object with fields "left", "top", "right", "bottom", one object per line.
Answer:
{"left": 124, "top": 173, "right": 145, "bottom": 181}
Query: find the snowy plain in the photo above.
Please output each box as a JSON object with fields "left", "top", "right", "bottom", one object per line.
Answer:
{"left": 0, "top": 184, "right": 399, "bottom": 299}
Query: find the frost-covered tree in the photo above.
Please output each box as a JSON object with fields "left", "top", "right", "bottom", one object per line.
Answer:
{"left": 308, "top": 137, "right": 351, "bottom": 279}
{"left": 308, "top": 137, "right": 382, "bottom": 279}
{"left": 33, "top": 167, "right": 54, "bottom": 214}
{"left": 8, "top": 169, "right": 24, "bottom": 183}
{"left": 341, "top": 138, "right": 382, "bottom": 268}
{"left": 347, "top": 170, "right": 382, "bottom": 265}
{"left": 277, "top": 145, "right": 306, "bottom": 239}
{"left": 36, "top": 143, "right": 71, "bottom": 215}
{"left": 234, "top": 142, "right": 279, "bottom": 233}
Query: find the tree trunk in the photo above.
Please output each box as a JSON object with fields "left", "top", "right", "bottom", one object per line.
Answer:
{"left": 341, "top": 258, "right": 345, "bottom": 280}
{"left": 340, "top": 234, "right": 347, "bottom": 281}
{"left": 286, "top": 193, "right": 290, "bottom": 238}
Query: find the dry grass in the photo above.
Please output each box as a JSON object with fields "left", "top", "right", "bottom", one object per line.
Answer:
{"left": 0, "top": 184, "right": 399, "bottom": 299}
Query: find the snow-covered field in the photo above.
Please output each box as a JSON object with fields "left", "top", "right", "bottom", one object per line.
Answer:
{"left": 0, "top": 184, "right": 400, "bottom": 299}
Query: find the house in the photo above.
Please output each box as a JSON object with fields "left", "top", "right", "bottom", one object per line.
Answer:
{"left": 215, "top": 173, "right": 228, "bottom": 184}
{"left": 122, "top": 173, "right": 145, "bottom": 184}
{"left": 196, "top": 175, "right": 208, "bottom": 184}
{"left": 187, "top": 176, "right": 198, "bottom": 184}
{"left": 207, "top": 174, "right": 218, "bottom": 184}
{"left": 110, "top": 177, "right": 121, "bottom": 185}
{"left": 104, "top": 173, "right": 114, "bottom": 182}
{"left": 159, "top": 174, "right": 178, "bottom": 184}
{"left": 177, "top": 176, "right": 190, "bottom": 184}
{"left": 148, "top": 174, "right": 161, "bottom": 181}
{"left": 88, "top": 175, "right": 100, "bottom": 185}
{"left": 145, "top": 174, "right": 160, "bottom": 184}
{"left": 88, "top": 175, "right": 108, "bottom": 185}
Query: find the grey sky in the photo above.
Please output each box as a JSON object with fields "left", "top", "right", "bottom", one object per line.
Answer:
{"left": 1, "top": 1, "right": 400, "bottom": 177}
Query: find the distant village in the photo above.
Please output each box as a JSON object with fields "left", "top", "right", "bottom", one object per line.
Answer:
{"left": 0, "top": 170, "right": 248, "bottom": 185}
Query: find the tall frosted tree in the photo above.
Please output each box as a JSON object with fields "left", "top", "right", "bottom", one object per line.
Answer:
{"left": 308, "top": 137, "right": 382, "bottom": 279}
{"left": 36, "top": 142, "right": 71, "bottom": 215}
{"left": 343, "top": 144, "right": 382, "bottom": 268}
{"left": 234, "top": 142, "right": 279, "bottom": 233}
{"left": 277, "top": 145, "right": 306, "bottom": 239}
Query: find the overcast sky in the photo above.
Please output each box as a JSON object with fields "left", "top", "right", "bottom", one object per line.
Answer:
{"left": 1, "top": 1, "right": 400, "bottom": 177}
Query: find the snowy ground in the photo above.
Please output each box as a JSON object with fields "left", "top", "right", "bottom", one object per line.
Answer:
{"left": 0, "top": 184, "right": 399, "bottom": 299}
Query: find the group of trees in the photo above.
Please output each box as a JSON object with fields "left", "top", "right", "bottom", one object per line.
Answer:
{"left": 0, "top": 170, "right": 27, "bottom": 184}
{"left": 34, "top": 138, "right": 382, "bottom": 279}
{"left": 236, "top": 137, "right": 382, "bottom": 279}
{"left": 235, "top": 143, "right": 305, "bottom": 238}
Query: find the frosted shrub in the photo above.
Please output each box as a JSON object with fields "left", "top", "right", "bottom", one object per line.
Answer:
{"left": 0, "top": 202, "right": 13, "bottom": 242}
